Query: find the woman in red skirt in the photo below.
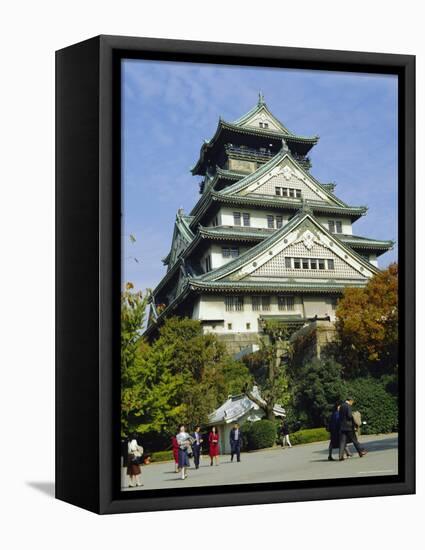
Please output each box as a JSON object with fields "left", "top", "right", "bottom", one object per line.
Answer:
{"left": 171, "top": 435, "right": 179, "bottom": 473}
{"left": 208, "top": 426, "right": 220, "bottom": 466}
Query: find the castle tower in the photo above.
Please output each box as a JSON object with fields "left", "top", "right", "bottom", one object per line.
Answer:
{"left": 145, "top": 96, "right": 394, "bottom": 353}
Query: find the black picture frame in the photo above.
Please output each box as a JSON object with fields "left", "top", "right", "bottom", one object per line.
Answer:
{"left": 56, "top": 35, "right": 415, "bottom": 514}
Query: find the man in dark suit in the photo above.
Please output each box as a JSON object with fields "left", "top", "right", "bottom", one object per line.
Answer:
{"left": 230, "top": 423, "right": 242, "bottom": 462}
{"left": 191, "top": 425, "right": 203, "bottom": 469}
{"left": 339, "top": 398, "right": 367, "bottom": 460}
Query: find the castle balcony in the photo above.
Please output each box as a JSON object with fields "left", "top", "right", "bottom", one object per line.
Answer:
{"left": 225, "top": 144, "right": 275, "bottom": 162}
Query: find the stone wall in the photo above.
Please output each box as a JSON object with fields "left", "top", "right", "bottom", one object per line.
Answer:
{"left": 214, "top": 331, "right": 261, "bottom": 356}
{"left": 290, "top": 319, "right": 336, "bottom": 365}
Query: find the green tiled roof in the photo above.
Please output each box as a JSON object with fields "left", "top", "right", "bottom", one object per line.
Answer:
{"left": 192, "top": 226, "right": 393, "bottom": 253}
{"left": 191, "top": 118, "right": 318, "bottom": 175}
{"left": 196, "top": 210, "right": 378, "bottom": 284}
{"left": 189, "top": 190, "right": 367, "bottom": 230}
{"left": 337, "top": 234, "right": 394, "bottom": 248}
{"left": 221, "top": 149, "right": 347, "bottom": 208}
{"left": 188, "top": 280, "right": 366, "bottom": 294}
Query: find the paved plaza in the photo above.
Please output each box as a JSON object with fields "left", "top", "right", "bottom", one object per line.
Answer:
{"left": 122, "top": 433, "right": 398, "bottom": 491}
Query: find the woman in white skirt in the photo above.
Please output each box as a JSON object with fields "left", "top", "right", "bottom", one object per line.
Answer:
{"left": 127, "top": 438, "right": 144, "bottom": 487}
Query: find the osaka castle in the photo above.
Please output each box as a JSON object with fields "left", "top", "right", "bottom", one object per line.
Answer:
{"left": 145, "top": 94, "right": 393, "bottom": 353}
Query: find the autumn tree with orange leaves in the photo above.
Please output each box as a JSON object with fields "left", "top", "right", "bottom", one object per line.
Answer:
{"left": 333, "top": 263, "right": 398, "bottom": 378}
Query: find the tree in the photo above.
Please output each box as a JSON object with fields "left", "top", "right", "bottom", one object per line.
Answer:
{"left": 147, "top": 318, "right": 252, "bottom": 428}
{"left": 243, "top": 320, "right": 292, "bottom": 420}
{"left": 334, "top": 263, "right": 398, "bottom": 378}
{"left": 289, "top": 357, "right": 345, "bottom": 427}
{"left": 120, "top": 282, "right": 149, "bottom": 437}
{"left": 122, "top": 315, "right": 252, "bottom": 439}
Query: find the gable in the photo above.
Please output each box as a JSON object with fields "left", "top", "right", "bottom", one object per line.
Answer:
{"left": 237, "top": 156, "right": 334, "bottom": 204}
{"left": 240, "top": 110, "right": 282, "bottom": 132}
{"left": 220, "top": 217, "right": 375, "bottom": 283}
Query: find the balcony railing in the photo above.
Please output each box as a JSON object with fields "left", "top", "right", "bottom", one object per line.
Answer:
{"left": 225, "top": 144, "right": 275, "bottom": 160}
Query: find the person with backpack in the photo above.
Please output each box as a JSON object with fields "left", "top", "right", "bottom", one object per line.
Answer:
{"left": 127, "top": 437, "right": 144, "bottom": 487}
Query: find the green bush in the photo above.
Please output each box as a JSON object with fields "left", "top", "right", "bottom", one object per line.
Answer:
{"left": 149, "top": 450, "right": 174, "bottom": 462}
{"left": 290, "top": 427, "right": 329, "bottom": 446}
{"left": 247, "top": 419, "right": 277, "bottom": 450}
{"left": 241, "top": 422, "right": 253, "bottom": 449}
{"left": 345, "top": 378, "right": 398, "bottom": 434}
{"left": 290, "top": 358, "right": 345, "bottom": 428}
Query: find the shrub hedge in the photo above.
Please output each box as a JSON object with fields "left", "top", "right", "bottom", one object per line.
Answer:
{"left": 344, "top": 378, "right": 398, "bottom": 434}
{"left": 289, "top": 427, "right": 329, "bottom": 446}
{"left": 246, "top": 419, "right": 277, "bottom": 450}
{"left": 149, "top": 450, "right": 174, "bottom": 462}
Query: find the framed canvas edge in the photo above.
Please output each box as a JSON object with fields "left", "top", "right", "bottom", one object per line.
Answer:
{"left": 56, "top": 35, "right": 415, "bottom": 515}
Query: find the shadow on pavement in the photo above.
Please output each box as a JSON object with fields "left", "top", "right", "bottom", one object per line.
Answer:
{"left": 312, "top": 436, "right": 398, "bottom": 455}
{"left": 26, "top": 481, "right": 55, "bottom": 498}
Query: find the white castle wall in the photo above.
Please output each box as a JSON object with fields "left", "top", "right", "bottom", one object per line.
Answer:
{"left": 192, "top": 293, "right": 336, "bottom": 335}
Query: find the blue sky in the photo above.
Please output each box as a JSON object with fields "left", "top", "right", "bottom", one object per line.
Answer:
{"left": 122, "top": 59, "right": 398, "bottom": 292}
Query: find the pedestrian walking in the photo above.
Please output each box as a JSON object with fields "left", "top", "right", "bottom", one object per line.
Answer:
{"left": 339, "top": 398, "right": 368, "bottom": 460}
{"left": 176, "top": 424, "right": 194, "bottom": 480}
{"left": 208, "top": 426, "right": 220, "bottom": 466}
{"left": 280, "top": 418, "right": 292, "bottom": 448}
{"left": 127, "top": 437, "right": 144, "bottom": 487}
{"left": 328, "top": 402, "right": 352, "bottom": 461}
{"left": 171, "top": 434, "right": 179, "bottom": 473}
{"left": 191, "top": 425, "right": 203, "bottom": 469}
{"left": 229, "top": 423, "right": 242, "bottom": 462}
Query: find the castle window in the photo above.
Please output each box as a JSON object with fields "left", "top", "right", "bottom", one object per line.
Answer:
{"left": 246, "top": 322, "right": 251, "bottom": 330}
{"left": 233, "top": 212, "right": 241, "bottom": 226}
{"left": 296, "top": 189, "right": 302, "bottom": 198}
{"left": 227, "top": 323, "right": 232, "bottom": 330}
{"left": 275, "top": 187, "right": 282, "bottom": 196}
{"left": 289, "top": 189, "right": 295, "bottom": 198}
{"left": 278, "top": 295, "right": 295, "bottom": 311}
{"left": 242, "top": 213, "right": 251, "bottom": 227}
{"left": 264, "top": 122, "right": 269, "bottom": 128}
{"left": 205, "top": 255, "right": 212, "bottom": 272}
{"left": 267, "top": 215, "right": 274, "bottom": 229}
{"left": 252, "top": 296, "right": 261, "bottom": 311}
{"left": 252, "top": 295, "right": 270, "bottom": 311}
{"left": 261, "top": 296, "right": 271, "bottom": 311}
{"left": 222, "top": 247, "right": 239, "bottom": 258}
{"left": 335, "top": 221, "right": 343, "bottom": 233}
{"left": 286, "top": 256, "right": 336, "bottom": 271}
{"left": 259, "top": 122, "right": 264, "bottom": 128}
{"left": 276, "top": 215, "right": 283, "bottom": 228}
{"left": 225, "top": 295, "right": 244, "bottom": 312}
{"left": 282, "top": 187, "right": 289, "bottom": 197}
{"left": 328, "top": 220, "right": 335, "bottom": 233}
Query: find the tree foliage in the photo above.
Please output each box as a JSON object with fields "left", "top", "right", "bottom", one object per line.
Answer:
{"left": 344, "top": 378, "right": 398, "bottom": 434}
{"left": 120, "top": 282, "right": 149, "bottom": 437}
{"left": 289, "top": 357, "right": 346, "bottom": 428}
{"left": 121, "top": 306, "right": 252, "bottom": 441}
{"left": 333, "top": 263, "right": 398, "bottom": 377}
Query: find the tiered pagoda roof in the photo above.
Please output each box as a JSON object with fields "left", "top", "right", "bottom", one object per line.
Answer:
{"left": 191, "top": 94, "right": 318, "bottom": 176}
{"left": 146, "top": 96, "right": 394, "bottom": 337}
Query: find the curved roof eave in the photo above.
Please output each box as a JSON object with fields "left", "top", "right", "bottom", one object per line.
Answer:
{"left": 191, "top": 119, "right": 319, "bottom": 175}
